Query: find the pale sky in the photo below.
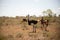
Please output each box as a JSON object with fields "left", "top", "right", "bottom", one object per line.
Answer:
{"left": 0, "top": 0, "right": 60, "bottom": 17}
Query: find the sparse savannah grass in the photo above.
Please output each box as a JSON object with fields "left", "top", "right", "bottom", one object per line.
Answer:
{"left": 0, "top": 16, "right": 60, "bottom": 40}
{"left": 16, "top": 33, "right": 23, "bottom": 38}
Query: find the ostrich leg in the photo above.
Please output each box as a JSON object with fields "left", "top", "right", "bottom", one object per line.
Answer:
{"left": 33, "top": 25, "right": 36, "bottom": 33}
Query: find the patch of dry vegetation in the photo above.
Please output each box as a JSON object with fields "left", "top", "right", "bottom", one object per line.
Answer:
{"left": 0, "top": 16, "right": 60, "bottom": 40}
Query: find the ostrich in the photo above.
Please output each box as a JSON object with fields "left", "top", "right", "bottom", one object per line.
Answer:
{"left": 27, "top": 15, "right": 38, "bottom": 25}
{"left": 27, "top": 15, "right": 39, "bottom": 33}
{"left": 40, "top": 17, "right": 49, "bottom": 31}
{"left": 22, "top": 15, "right": 38, "bottom": 33}
{"left": 22, "top": 17, "right": 38, "bottom": 25}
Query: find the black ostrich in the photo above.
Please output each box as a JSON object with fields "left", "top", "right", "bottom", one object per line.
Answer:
{"left": 28, "top": 19, "right": 38, "bottom": 25}
{"left": 27, "top": 15, "right": 38, "bottom": 25}
{"left": 27, "top": 15, "right": 38, "bottom": 33}
{"left": 23, "top": 15, "right": 38, "bottom": 25}
{"left": 22, "top": 15, "right": 38, "bottom": 33}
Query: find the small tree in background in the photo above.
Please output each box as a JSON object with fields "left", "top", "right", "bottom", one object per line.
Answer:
{"left": 46, "top": 9, "right": 53, "bottom": 17}
{"left": 52, "top": 14, "right": 57, "bottom": 22}
{"left": 16, "top": 16, "right": 20, "bottom": 19}
{"left": 58, "top": 14, "right": 60, "bottom": 17}
{"left": 42, "top": 11, "right": 47, "bottom": 16}
{"left": 42, "top": 9, "right": 53, "bottom": 17}
{"left": 42, "top": 9, "right": 54, "bottom": 21}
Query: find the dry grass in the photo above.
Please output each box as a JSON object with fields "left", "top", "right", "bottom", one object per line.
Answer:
{"left": 0, "top": 16, "right": 60, "bottom": 40}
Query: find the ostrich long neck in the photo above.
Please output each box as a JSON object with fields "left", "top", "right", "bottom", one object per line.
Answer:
{"left": 28, "top": 15, "right": 30, "bottom": 22}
